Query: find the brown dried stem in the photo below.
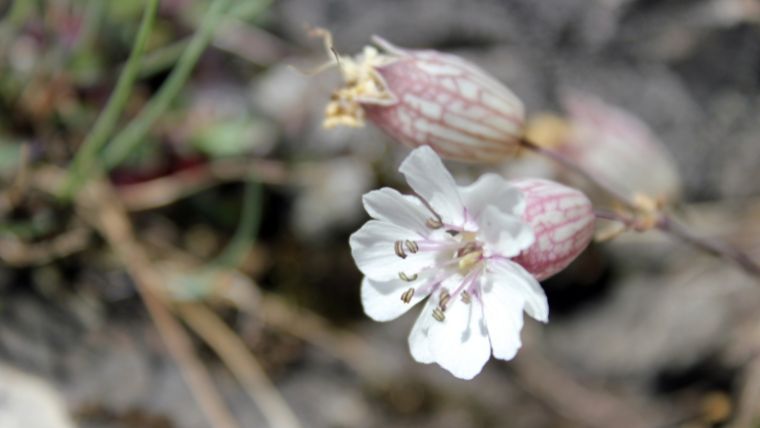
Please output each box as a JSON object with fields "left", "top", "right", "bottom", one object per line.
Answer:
{"left": 74, "top": 177, "right": 240, "bottom": 428}
{"left": 176, "top": 302, "right": 302, "bottom": 428}
{"left": 519, "top": 138, "right": 637, "bottom": 209}
{"left": 116, "top": 158, "right": 288, "bottom": 211}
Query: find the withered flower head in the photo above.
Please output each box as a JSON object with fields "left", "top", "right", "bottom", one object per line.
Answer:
{"left": 324, "top": 35, "right": 526, "bottom": 163}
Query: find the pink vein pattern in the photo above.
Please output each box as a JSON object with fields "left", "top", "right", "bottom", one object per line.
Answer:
{"left": 511, "top": 179, "right": 595, "bottom": 281}
{"left": 363, "top": 50, "right": 525, "bottom": 163}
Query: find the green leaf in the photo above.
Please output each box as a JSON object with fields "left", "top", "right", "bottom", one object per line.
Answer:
{"left": 190, "top": 117, "right": 275, "bottom": 158}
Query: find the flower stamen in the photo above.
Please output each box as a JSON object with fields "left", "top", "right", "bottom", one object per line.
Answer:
{"left": 426, "top": 217, "right": 443, "bottom": 229}
{"left": 398, "top": 272, "right": 418, "bottom": 281}
{"left": 400, "top": 287, "right": 415, "bottom": 303}
{"left": 461, "top": 290, "right": 472, "bottom": 304}
{"left": 438, "top": 289, "right": 451, "bottom": 309}
{"left": 404, "top": 240, "right": 419, "bottom": 254}
{"left": 394, "top": 240, "right": 407, "bottom": 258}
{"left": 432, "top": 306, "right": 446, "bottom": 322}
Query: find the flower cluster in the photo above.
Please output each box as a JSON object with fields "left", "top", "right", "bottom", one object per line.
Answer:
{"left": 325, "top": 37, "right": 597, "bottom": 379}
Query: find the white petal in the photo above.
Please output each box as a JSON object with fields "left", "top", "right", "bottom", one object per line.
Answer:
{"left": 427, "top": 291, "right": 491, "bottom": 379}
{"left": 408, "top": 298, "right": 437, "bottom": 364}
{"left": 480, "top": 274, "right": 525, "bottom": 360}
{"left": 399, "top": 146, "right": 465, "bottom": 226}
{"left": 361, "top": 277, "right": 428, "bottom": 322}
{"left": 349, "top": 220, "right": 439, "bottom": 281}
{"left": 362, "top": 188, "right": 432, "bottom": 236}
{"left": 488, "top": 259, "right": 549, "bottom": 322}
{"left": 459, "top": 174, "right": 525, "bottom": 226}
{"left": 479, "top": 206, "right": 535, "bottom": 258}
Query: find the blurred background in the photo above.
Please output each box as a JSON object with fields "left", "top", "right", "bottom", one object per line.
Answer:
{"left": 1, "top": 0, "right": 760, "bottom": 427}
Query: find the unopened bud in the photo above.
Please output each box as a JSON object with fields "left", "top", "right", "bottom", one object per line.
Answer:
{"left": 511, "top": 179, "right": 595, "bottom": 281}
{"left": 325, "top": 36, "right": 525, "bottom": 163}
{"left": 558, "top": 91, "right": 682, "bottom": 203}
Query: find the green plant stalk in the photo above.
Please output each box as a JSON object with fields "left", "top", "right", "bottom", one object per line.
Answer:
{"left": 228, "top": 0, "right": 273, "bottom": 20}
{"left": 2, "top": 0, "right": 31, "bottom": 26}
{"left": 62, "top": 0, "right": 159, "bottom": 198}
{"left": 214, "top": 177, "right": 262, "bottom": 268}
{"left": 136, "top": 0, "right": 272, "bottom": 79}
{"left": 139, "top": 39, "right": 189, "bottom": 79}
{"left": 0, "top": 0, "right": 33, "bottom": 61}
{"left": 101, "top": 0, "right": 233, "bottom": 171}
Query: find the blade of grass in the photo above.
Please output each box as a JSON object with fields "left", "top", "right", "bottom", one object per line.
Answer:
{"left": 61, "top": 0, "right": 160, "bottom": 199}
{"left": 0, "top": 0, "right": 34, "bottom": 63}
{"left": 100, "top": 0, "right": 233, "bottom": 171}
{"left": 213, "top": 177, "right": 262, "bottom": 267}
{"left": 136, "top": 0, "right": 273, "bottom": 78}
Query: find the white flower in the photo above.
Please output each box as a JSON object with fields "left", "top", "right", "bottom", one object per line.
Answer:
{"left": 349, "top": 146, "right": 548, "bottom": 379}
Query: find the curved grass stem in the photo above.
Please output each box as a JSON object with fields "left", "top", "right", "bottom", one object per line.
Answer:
{"left": 61, "top": 0, "right": 160, "bottom": 199}
{"left": 101, "top": 0, "right": 234, "bottom": 171}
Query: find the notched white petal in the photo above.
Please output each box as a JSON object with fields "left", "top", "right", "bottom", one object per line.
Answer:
{"left": 408, "top": 298, "right": 437, "bottom": 364}
{"left": 399, "top": 146, "right": 465, "bottom": 226}
{"left": 361, "top": 277, "right": 427, "bottom": 322}
{"left": 362, "top": 188, "right": 432, "bottom": 236}
{"left": 459, "top": 174, "right": 526, "bottom": 224}
{"left": 488, "top": 259, "right": 549, "bottom": 322}
{"left": 427, "top": 296, "right": 491, "bottom": 380}
{"left": 480, "top": 274, "right": 524, "bottom": 360}
{"left": 479, "top": 206, "right": 535, "bottom": 258}
{"left": 349, "top": 220, "right": 437, "bottom": 281}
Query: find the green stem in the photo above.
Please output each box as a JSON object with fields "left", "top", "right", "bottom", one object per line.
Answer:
{"left": 214, "top": 177, "right": 262, "bottom": 268}
{"left": 139, "top": 39, "right": 190, "bottom": 79}
{"left": 61, "top": 0, "right": 159, "bottom": 198}
{"left": 0, "top": 0, "right": 34, "bottom": 62}
{"left": 228, "top": 0, "right": 273, "bottom": 20}
{"left": 101, "top": 0, "right": 233, "bottom": 171}
{"left": 136, "top": 0, "right": 272, "bottom": 79}
{"left": 3, "top": 0, "right": 30, "bottom": 25}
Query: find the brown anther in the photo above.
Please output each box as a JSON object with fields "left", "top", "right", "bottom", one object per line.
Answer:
{"left": 426, "top": 217, "right": 443, "bottom": 229}
{"left": 461, "top": 290, "right": 471, "bottom": 304}
{"left": 432, "top": 307, "right": 446, "bottom": 322}
{"left": 398, "top": 272, "right": 418, "bottom": 282}
{"left": 439, "top": 289, "right": 451, "bottom": 309}
{"left": 394, "top": 240, "right": 407, "bottom": 259}
{"left": 400, "top": 288, "right": 415, "bottom": 303}
{"left": 446, "top": 229, "right": 460, "bottom": 237}
{"left": 404, "top": 240, "right": 419, "bottom": 254}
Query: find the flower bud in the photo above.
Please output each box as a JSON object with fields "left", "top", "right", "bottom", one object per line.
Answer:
{"left": 558, "top": 91, "right": 681, "bottom": 203}
{"left": 324, "top": 37, "right": 525, "bottom": 163}
{"left": 511, "top": 179, "right": 595, "bottom": 281}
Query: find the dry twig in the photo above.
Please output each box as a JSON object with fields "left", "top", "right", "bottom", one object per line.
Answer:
{"left": 512, "top": 346, "right": 659, "bottom": 428}
{"left": 117, "top": 158, "right": 288, "bottom": 211}
{"left": 0, "top": 224, "right": 90, "bottom": 266}
{"left": 74, "top": 177, "right": 240, "bottom": 428}
{"left": 177, "top": 302, "right": 302, "bottom": 428}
